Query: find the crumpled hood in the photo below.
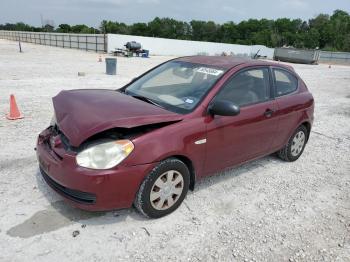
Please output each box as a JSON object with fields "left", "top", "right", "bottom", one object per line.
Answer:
{"left": 52, "top": 89, "right": 183, "bottom": 147}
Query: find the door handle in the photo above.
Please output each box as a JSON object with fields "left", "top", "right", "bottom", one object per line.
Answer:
{"left": 264, "top": 109, "right": 274, "bottom": 117}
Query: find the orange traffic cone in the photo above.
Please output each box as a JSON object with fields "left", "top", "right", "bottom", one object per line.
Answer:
{"left": 6, "top": 94, "right": 23, "bottom": 120}
{"left": 98, "top": 55, "right": 102, "bottom": 62}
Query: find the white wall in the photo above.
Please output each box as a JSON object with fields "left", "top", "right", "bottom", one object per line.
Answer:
{"left": 108, "top": 34, "right": 249, "bottom": 56}
{"left": 108, "top": 34, "right": 274, "bottom": 59}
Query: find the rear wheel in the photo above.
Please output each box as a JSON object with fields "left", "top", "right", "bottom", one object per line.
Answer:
{"left": 277, "top": 125, "right": 308, "bottom": 162}
{"left": 134, "top": 158, "right": 190, "bottom": 218}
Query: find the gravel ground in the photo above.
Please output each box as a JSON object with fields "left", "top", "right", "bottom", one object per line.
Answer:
{"left": 0, "top": 39, "right": 349, "bottom": 262}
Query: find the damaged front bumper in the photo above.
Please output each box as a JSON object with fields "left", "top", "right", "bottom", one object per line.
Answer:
{"left": 36, "top": 127, "right": 156, "bottom": 211}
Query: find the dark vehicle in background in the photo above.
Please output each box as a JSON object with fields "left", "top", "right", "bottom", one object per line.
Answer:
{"left": 36, "top": 56, "right": 314, "bottom": 218}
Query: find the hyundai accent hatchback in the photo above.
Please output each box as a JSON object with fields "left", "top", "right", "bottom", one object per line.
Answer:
{"left": 36, "top": 56, "right": 314, "bottom": 218}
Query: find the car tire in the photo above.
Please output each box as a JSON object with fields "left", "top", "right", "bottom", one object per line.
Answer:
{"left": 134, "top": 158, "right": 190, "bottom": 218}
{"left": 277, "top": 125, "right": 308, "bottom": 162}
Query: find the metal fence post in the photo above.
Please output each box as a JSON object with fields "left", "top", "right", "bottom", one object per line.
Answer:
{"left": 96, "top": 35, "right": 98, "bottom": 52}
{"left": 104, "top": 33, "right": 107, "bottom": 53}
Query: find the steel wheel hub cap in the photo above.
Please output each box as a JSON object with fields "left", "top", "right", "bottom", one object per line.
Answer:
{"left": 150, "top": 170, "right": 184, "bottom": 210}
{"left": 291, "top": 131, "right": 305, "bottom": 157}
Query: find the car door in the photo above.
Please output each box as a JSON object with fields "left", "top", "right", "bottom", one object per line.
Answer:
{"left": 270, "top": 67, "right": 302, "bottom": 150}
{"left": 204, "top": 67, "right": 279, "bottom": 174}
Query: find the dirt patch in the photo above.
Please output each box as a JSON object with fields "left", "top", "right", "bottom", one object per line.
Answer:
{"left": 7, "top": 201, "right": 104, "bottom": 238}
{"left": 338, "top": 106, "right": 350, "bottom": 117}
{"left": 0, "top": 156, "right": 37, "bottom": 170}
{"left": 343, "top": 110, "right": 350, "bottom": 117}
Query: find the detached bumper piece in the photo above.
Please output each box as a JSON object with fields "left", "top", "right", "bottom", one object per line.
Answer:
{"left": 40, "top": 168, "right": 96, "bottom": 204}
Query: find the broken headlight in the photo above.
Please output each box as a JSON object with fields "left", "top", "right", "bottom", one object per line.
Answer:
{"left": 76, "top": 140, "right": 134, "bottom": 169}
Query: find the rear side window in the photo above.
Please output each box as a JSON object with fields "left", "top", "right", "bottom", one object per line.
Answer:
{"left": 216, "top": 68, "right": 270, "bottom": 107}
{"left": 273, "top": 69, "right": 298, "bottom": 97}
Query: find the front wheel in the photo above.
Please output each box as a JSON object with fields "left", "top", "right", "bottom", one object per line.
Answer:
{"left": 134, "top": 158, "right": 190, "bottom": 218}
{"left": 277, "top": 125, "right": 308, "bottom": 162}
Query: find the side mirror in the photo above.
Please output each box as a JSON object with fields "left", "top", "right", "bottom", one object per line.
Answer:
{"left": 208, "top": 100, "right": 240, "bottom": 116}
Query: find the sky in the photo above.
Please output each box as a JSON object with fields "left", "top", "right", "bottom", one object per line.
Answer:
{"left": 1, "top": 0, "right": 349, "bottom": 27}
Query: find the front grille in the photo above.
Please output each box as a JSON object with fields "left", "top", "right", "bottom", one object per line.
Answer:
{"left": 40, "top": 168, "right": 96, "bottom": 204}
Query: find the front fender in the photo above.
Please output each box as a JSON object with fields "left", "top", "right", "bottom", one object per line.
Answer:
{"left": 122, "top": 118, "right": 207, "bottom": 178}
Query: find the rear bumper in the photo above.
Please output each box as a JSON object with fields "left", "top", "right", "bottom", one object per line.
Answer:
{"left": 36, "top": 128, "right": 156, "bottom": 211}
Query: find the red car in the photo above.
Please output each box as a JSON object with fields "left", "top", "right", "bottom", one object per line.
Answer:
{"left": 36, "top": 56, "right": 314, "bottom": 218}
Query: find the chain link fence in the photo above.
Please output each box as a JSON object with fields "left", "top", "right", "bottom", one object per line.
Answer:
{"left": 0, "top": 30, "right": 107, "bottom": 52}
{"left": 319, "top": 51, "right": 350, "bottom": 65}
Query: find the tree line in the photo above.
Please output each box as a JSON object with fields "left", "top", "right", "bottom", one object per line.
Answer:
{"left": 1, "top": 9, "right": 349, "bottom": 51}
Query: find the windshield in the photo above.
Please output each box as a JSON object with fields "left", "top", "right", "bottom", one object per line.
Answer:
{"left": 125, "top": 61, "right": 226, "bottom": 114}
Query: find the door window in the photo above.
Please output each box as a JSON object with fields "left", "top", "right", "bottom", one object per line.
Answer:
{"left": 215, "top": 68, "right": 270, "bottom": 106}
{"left": 273, "top": 69, "right": 298, "bottom": 96}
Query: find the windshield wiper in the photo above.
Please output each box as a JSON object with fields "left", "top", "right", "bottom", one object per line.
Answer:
{"left": 126, "top": 91, "right": 164, "bottom": 108}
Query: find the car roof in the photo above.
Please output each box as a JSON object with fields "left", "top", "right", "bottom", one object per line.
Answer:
{"left": 174, "top": 56, "right": 294, "bottom": 71}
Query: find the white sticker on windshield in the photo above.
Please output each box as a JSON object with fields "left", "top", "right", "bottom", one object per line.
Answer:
{"left": 185, "top": 98, "right": 194, "bottom": 104}
{"left": 197, "top": 67, "right": 224, "bottom": 76}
